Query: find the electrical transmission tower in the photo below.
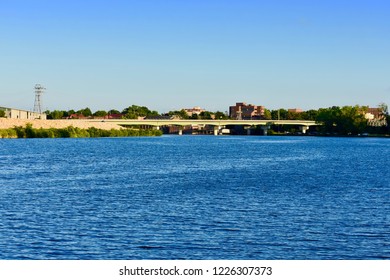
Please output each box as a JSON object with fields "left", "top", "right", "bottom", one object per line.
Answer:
{"left": 33, "top": 84, "right": 46, "bottom": 114}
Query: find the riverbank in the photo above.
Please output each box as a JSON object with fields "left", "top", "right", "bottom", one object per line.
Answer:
{"left": 0, "top": 118, "right": 162, "bottom": 138}
{"left": 0, "top": 118, "right": 123, "bottom": 130}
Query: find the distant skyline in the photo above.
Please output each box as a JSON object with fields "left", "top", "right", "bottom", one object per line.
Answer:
{"left": 1, "top": 0, "right": 389, "bottom": 113}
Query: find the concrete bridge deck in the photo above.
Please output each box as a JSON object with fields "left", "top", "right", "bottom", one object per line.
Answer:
{"left": 91, "top": 119, "right": 317, "bottom": 126}
{"left": 89, "top": 119, "right": 319, "bottom": 135}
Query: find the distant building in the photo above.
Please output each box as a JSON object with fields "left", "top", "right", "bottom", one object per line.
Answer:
{"left": 229, "top": 102, "right": 265, "bottom": 120}
{"left": 365, "top": 108, "right": 382, "bottom": 119}
{"left": 365, "top": 107, "right": 387, "bottom": 127}
{"left": 68, "top": 113, "right": 87, "bottom": 119}
{"left": 288, "top": 108, "right": 303, "bottom": 113}
{"left": 364, "top": 113, "right": 375, "bottom": 120}
{"left": 106, "top": 113, "right": 124, "bottom": 119}
{"left": 0, "top": 106, "right": 46, "bottom": 120}
{"left": 183, "top": 106, "right": 205, "bottom": 117}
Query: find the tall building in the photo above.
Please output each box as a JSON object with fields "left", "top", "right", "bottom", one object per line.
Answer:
{"left": 229, "top": 102, "right": 265, "bottom": 120}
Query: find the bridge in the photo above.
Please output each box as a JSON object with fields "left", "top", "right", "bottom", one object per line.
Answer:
{"left": 90, "top": 119, "right": 319, "bottom": 135}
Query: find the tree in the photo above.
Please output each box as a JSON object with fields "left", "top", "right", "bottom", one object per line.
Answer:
{"left": 263, "top": 109, "right": 272, "bottom": 120}
{"left": 45, "top": 110, "right": 65, "bottom": 119}
{"left": 378, "top": 102, "right": 390, "bottom": 132}
{"left": 378, "top": 102, "right": 389, "bottom": 116}
{"left": 108, "top": 109, "right": 121, "bottom": 115}
{"left": 93, "top": 110, "right": 108, "bottom": 117}
{"left": 199, "top": 111, "right": 213, "bottom": 119}
{"left": 122, "top": 105, "right": 160, "bottom": 119}
{"left": 301, "top": 109, "right": 318, "bottom": 121}
{"left": 316, "top": 105, "right": 368, "bottom": 135}
{"left": 77, "top": 107, "right": 92, "bottom": 117}
{"left": 64, "top": 110, "right": 75, "bottom": 118}
{"left": 271, "top": 109, "right": 288, "bottom": 120}
{"left": 167, "top": 109, "right": 189, "bottom": 119}
{"left": 316, "top": 106, "right": 341, "bottom": 133}
{"left": 53, "top": 110, "right": 65, "bottom": 119}
{"left": 339, "top": 105, "right": 367, "bottom": 134}
{"left": 214, "top": 111, "right": 229, "bottom": 120}
{"left": 287, "top": 111, "right": 301, "bottom": 120}
{"left": 149, "top": 110, "right": 159, "bottom": 117}
{"left": 0, "top": 110, "right": 5, "bottom": 118}
{"left": 189, "top": 113, "right": 199, "bottom": 119}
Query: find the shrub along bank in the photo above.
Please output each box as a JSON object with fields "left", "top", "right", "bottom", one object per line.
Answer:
{"left": 0, "top": 124, "right": 162, "bottom": 138}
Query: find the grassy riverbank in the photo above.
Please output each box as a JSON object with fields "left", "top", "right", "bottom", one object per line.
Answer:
{"left": 0, "top": 124, "right": 162, "bottom": 138}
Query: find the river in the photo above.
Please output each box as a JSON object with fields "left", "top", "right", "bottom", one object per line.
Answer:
{"left": 0, "top": 136, "right": 389, "bottom": 259}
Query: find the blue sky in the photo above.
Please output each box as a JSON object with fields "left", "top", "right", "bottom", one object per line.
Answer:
{"left": 1, "top": 0, "right": 389, "bottom": 113}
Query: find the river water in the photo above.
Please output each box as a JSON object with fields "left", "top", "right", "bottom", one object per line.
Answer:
{"left": 0, "top": 136, "right": 389, "bottom": 259}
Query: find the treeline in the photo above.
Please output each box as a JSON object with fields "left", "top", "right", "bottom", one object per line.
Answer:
{"left": 166, "top": 109, "right": 228, "bottom": 120}
{"left": 43, "top": 103, "right": 390, "bottom": 136}
{"left": 0, "top": 124, "right": 162, "bottom": 138}
{"left": 45, "top": 105, "right": 228, "bottom": 120}
{"left": 45, "top": 105, "right": 160, "bottom": 119}
{"left": 266, "top": 105, "right": 389, "bottom": 135}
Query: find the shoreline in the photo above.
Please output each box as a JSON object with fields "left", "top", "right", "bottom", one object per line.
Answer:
{"left": 0, "top": 118, "right": 123, "bottom": 130}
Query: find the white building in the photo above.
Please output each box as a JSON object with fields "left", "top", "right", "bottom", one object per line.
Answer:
{"left": 0, "top": 106, "right": 47, "bottom": 120}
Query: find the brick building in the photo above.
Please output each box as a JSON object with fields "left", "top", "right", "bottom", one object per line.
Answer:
{"left": 229, "top": 102, "right": 265, "bottom": 120}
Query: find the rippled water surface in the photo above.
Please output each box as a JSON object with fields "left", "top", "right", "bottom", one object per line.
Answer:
{"left": 0, "top": 136, "right": 389, "bottom": 259}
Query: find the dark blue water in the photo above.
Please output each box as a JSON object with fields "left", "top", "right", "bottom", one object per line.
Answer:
{"left": 0, "top": 136, "right": 389, "bottom": 259}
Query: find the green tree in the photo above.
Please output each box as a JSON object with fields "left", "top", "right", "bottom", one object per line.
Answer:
{"left": 149, "top": 110, "right": 159, "bottom": 117}
{"left": 93, "top": 110, "right": 108, "bottom": 117}
{"left": 122, "top": 105, "right": 159, "bottom": 119}
{"left": 67, "top": 109, "right": 76, "bottom": 116}
{"left": 0, "top": 110, "right": 6, "bottom": 118}
{"left": 301, "top": 109, "right": 318, "bottom": 121}
{"left": 44, "top": 110, "right": 51, "bottom": 119}
{"left": 189, "top": 113, "right": 199, "bottom": 119}
{"left": 77, "top": 107, "right": 92, "bottom": 117}
{"left": 199, "top": 111, "right": 213, "bottom": 119}
{"left": 108, "top": 109, "right": 121, "bottom": 115}
{"left": 214, "top": 111, "right": 229, "bottom": 120}
{"left": 336, "top": 106, "right": 364, "bottom": 134}
{"left": 316, "top": 105, "right": 368, "bottom": 135}
{"left": 167, "top": 109, "right": 189, "bottom": 119}
{"left": 263, "top": 109, "right": 272, "bottom": 120}
{"left": 378, "top": 102, "right": 389, "bottom": 116}
{"left": 271, "top": 109, "right": 288, "bottom": 120}
{"left": 286, "top": 111, "right": 301, "bottom": 120}
{"left": 50, "top": 110, "right": 64, "bottom": 120}
{"left": 316, "top": 106, "right": 341, "bottom": 133}
{"left": 378, "top": 102, "right": 390, "bottom": 132}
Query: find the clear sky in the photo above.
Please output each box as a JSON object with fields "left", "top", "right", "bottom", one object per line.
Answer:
{"left": 1, "top": 0, "right": 389, "bottom": 113}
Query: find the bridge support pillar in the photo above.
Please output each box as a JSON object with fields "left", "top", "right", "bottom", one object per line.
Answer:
{"left": 261, "top": 125, "right": 270, "bottom": 136}
{"left": 300, "top": 126, "right": 309, "bottom": 134}
{"left": 214, "top": 126, "right": 220, "bottom": 136}
{"left": 178, "top": 128, "right": 183, "bottom": 135}
{"left": 247, "top": 128, "right": 251, "bottom": 135}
